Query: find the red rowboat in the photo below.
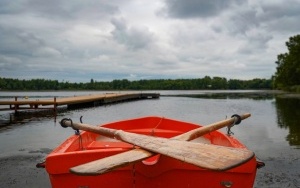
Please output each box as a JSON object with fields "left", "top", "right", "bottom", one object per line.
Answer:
{"left": 43, "top": 115, "right": 263, "bottom": 188}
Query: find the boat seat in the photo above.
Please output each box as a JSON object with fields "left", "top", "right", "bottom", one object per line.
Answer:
{"left": 86, "top": 141, "right": 134, "bottom": 150}
{"left": 128, "top": 129, "right": 183, "bottom": 138}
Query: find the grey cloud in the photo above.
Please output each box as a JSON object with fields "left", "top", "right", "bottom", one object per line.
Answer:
{"left": 227, "top": 9, "right": 259, "bottom": 34}
{"left": 0, "top": 25, "right": 59, "bottom": 58}
{"left": 0, "top": 0, "right": 24, "bottom": 14}
{"left": 221, "top": 1, "right": 300, "bottom": 35}
{"left": 32, "top": 47, "right": 62, "bottom": 58}
{"left": 0, "top": 0, "right": 298, "bottom": 82}
{"left": 0, "top": 55, "right": 22, "bottom": 71}
{"left": 1, "top": 0, "right": 120, "bottom": 21}
{"left": 17, "top": 32, "right": 45, "bottom": 49}
{"left": 162, "top": 0, "right": 246, "bottom": 18}
{"left": 259, "top": 1, "right": 300, "bottom": 32}
{"left": 260, "top": 1, "right": 300, "bottom": 19}
{"left": 111, "top": 18, "right": 154, "bottom": 50}
{"left": 0, "top": 26, "right": 40, "bottom": 57}
{"left": 267, "top": 17, "right": 300, "bottom": 33}
{"left": 238, "top": 34, "right": 273, "bottom": 54}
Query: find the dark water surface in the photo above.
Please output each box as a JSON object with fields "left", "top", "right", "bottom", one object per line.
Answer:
{"left": 0, "top": 90, "right": 299, "bottom": 188}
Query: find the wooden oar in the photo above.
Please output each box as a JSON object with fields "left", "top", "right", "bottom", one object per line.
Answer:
{"left": 61, "top": 114, "right": 253, "bottom": 175}
{"left": 68, "top": 114, "right": 250, "bottom": 175}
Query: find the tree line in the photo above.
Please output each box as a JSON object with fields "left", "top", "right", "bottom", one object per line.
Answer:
{"left": 274, "top": 34, "right": 300, "bottom": 92}
{"left": 0, "top": 76, "right": 272, "bottom": 91}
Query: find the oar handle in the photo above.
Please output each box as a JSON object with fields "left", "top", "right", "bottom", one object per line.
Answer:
{"left": 60, "top": 119, "right": 120, "bottom": 139}
{"left": 174, "top": 113, "right": 251, "bottom": 141}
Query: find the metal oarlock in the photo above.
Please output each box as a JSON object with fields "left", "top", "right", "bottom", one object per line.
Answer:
{"left": 227, "top": 114, "right": 242, "bottom": 136}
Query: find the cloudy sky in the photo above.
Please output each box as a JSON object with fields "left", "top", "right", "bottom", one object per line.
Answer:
{"left": 1, "top": 0, "right": 299, "bottom": 82}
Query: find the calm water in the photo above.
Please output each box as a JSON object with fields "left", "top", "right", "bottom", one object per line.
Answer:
{"left": 0, "top": 90, "right": 299, "bottom": 187}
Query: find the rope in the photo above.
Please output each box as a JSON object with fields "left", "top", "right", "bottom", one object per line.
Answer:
{"left": 77, "top": 116, "right": 84, "bottom": 150}
{"left": 61, "top": 117, "right": 83, "bottom": 150}
{"left": 132, "top": 164, "right": 136, "bottom": 188}
{"left": 151, "top": 117, "right": 164, "bottom": 136}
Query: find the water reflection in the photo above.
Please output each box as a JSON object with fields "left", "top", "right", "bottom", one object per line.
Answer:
{"left": 275, "top": 97, "right": 300, "bottom": 147}
{"left": 0, "top": 108, "right": 68, "bottom": 130}
{"left": 164, "top": 92, "right": 276, "bottom": 100}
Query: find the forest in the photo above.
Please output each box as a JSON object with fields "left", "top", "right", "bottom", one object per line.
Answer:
{"left": 274, "top": 34, "right": 300, "bottom": 92}
{"left": 0, "top": 76, "right": 272, "bottom": 91}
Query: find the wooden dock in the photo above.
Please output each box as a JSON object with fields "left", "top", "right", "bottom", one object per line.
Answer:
{"left": 0, "top": 93, "right": 160, "bottom": 113}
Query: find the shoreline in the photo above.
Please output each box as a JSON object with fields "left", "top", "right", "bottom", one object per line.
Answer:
{"left": 0, "top": 154, "right": 51, "bottom": 188}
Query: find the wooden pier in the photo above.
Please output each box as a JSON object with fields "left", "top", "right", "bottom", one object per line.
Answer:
{"left": 0, "top": 93, "right": 160, "bottom": 113}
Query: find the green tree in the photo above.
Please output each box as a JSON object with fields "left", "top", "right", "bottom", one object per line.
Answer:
{"left": 0, "top": 76, "right": 272, "bottom": 90}
{"left": 274, "top": 34, "right": 300, "bottom": 89}
{"left": 211, "top": 77, "right": 227, "bottom": 89}
{"left": 228, "top": 79, "right": 243, "bottom": 89}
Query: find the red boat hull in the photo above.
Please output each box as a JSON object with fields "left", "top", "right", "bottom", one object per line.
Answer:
{"left": 45, "top": 116, "right": 258, "bottom": 188}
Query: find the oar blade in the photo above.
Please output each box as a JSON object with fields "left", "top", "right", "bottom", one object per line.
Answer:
{"left": 70, "top": 148, "right": 153, "bottom": 175}
{"left": 172, "top": 142, "right": 254, "bottom": 170}
{"left": 118, "top": 132, "right": 254, "bottom": 171}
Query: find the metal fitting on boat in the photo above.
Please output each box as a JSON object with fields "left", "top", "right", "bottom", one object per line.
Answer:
{"left": 60, "top": 118, "right": 71, "bottom": 128}
{"left": 256, "top": 159, "right": 266, "bottom": 169}
{"left": 221, "top": 181, "right": 233, "bottom": 187}
{"left": 60, "top": 118, "right": 80, "bottom": 134}
{"left": 227, "top": 114, "right": 242, "bottom": 135}
{"left": 231, "top": 114, "right": 242, "bottom": 125}
{"left": 36, "top": 160, "right": 46, "bottom": 168}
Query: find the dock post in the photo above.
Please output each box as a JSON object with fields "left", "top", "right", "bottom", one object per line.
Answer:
{"left": 14, "top": 97, "right": 18, "bottom": 114}
{"left": 53, "top": 97, "right": 57, "bottom": 114}
{"left": 53, "top": 97, "right": 57, "bottom": 122}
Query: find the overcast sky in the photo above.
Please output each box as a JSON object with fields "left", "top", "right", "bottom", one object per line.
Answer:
{"left": 1, "top": 0, "right": 299, "bottom": 82}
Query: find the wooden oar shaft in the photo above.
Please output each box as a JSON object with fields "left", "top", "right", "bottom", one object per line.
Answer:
{"left": 62, "top": 114, "right": 250, "bottom": 141}
{"left": 175, "top": 113, "right": 251, "bottom": 141}
{"left": 61, "top": 120, "right": 121, "bottom": 139}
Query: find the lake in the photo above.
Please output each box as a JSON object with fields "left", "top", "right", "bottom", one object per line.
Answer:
{"left": 0, "top": 90, "right": 299, "bottom": 188}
